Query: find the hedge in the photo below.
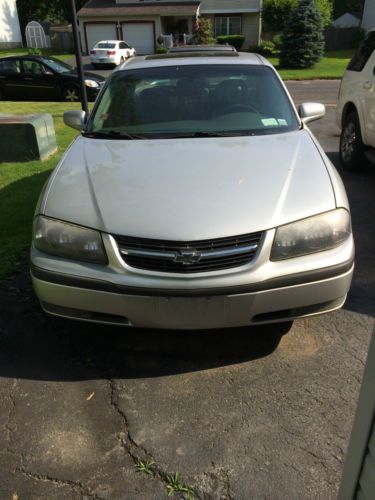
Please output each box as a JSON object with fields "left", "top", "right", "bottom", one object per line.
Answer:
{"left": 216, "top": 35, "right": 245, "bottom": 51}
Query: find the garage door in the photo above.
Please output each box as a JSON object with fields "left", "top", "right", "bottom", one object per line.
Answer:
{"left": 122, "top": 23, "right": 154, "bottom": 55}
{"left": 85, "top": 23, "right": 117, "bottom": 53}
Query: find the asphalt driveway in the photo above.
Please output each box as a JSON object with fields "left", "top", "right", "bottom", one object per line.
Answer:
{"left": 0, "top": 80, "right": 374, "bottom": 500}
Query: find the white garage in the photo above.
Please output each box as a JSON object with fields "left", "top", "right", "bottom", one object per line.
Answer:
{"left": 122, "top": 22, "right": 155, "bottom": 55}
{"left": 85, "top": 23, "right": 117, "bottom": 52}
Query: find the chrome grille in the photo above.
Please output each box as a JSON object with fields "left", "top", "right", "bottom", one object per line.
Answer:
{"left": 113, "top": 232, "right": 263, "bottom": 274}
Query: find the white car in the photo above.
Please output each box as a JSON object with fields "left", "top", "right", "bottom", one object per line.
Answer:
{"left": 337, "top": 28, "right": 375, "bottom": 169}
{"left": 90, "top": 40, "right": 136, "bottom": 68}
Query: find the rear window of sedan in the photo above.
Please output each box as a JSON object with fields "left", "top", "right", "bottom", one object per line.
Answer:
{"left": 87, "top": 64, "right": 300, "bottom": 138}
{"left": 96, "top": 43, "right": 117, "bottom": 49}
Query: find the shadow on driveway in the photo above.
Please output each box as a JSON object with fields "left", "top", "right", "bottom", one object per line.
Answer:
{"left": 0, "top": 276, "right": 291, "bottom": 381}
{"left": 327, "top": 152, "right": 375, "bottom": 319}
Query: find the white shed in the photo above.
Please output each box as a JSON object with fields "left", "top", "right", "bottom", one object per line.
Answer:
{"left": 25, "top": 21, "right": 49, "bottom": 49}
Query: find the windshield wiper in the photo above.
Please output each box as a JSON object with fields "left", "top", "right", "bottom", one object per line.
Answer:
{"left": 163, "top": 131, "right": 236, "bottom": 139}
{"left": 82, "top": 130, "right": 146, "bottom": 140}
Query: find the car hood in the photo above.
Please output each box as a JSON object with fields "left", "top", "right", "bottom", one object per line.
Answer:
{"left": 43, "top": 130, "right": 336, "bottom": 240}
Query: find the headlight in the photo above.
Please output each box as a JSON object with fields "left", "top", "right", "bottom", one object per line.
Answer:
{"left": 33, "top": 216, "right": 107, "bottom": 264}
{"left": 271, "top": 209, "right": 351, "bottom": 260}
{"left": 84, "top": 79, "right": 99, "bottom": 88}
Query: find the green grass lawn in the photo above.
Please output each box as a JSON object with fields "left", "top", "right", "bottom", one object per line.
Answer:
{"left": 0, "top": 102, "right": 80, "bottom": 281}
{"left": 267, "top": 49, "right": 354, "bottom": 80}
{"left": 0, "top": 47, "right": 74, "bottom": 61}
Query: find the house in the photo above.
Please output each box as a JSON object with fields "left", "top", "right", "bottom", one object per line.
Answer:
{"left": 0, "top": 0, "right": 22, "bottom": 48}
{"left": 361, "top": 0, "right": 375, "bottom": 33}
{"left": 332, "top": 12, "right": 361, "bottom": 29}
{"left": 77, "top": 0, "right": 261, "bottom": 55}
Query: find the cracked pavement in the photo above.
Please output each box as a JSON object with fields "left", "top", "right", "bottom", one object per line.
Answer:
{"left": 0, "top": 81, "right": 374, "bottom": 499}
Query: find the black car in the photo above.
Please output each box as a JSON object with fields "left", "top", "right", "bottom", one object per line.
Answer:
{"left": 0, "top": 56, "right": 105, "bottom": 102}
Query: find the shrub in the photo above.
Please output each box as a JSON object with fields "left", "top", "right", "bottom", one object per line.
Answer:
{"left": 279, "top": 0, "right": 325, "bottom": 69}
{"left": 249, "top": 40, "right": 276, "bottom": 56}
{"left": 216, "top": 35, "right": 245, "bottom": 51}
{"left": 263, "top": 0, "right": 332, "bottom": 32}
{"left": 156, "top": 45, "right": 168, "bottom": 54}
{"left": 273, "top": 34, "right": 282, "bottom": 51}
{"left": 194, "top": 17, "right": 216, "bottom": 44}
{"left": 351, "top": 28, "right": 365, "bottom": 49}
{"left": 28, "top": 48, "right": 42, "bottom": 55}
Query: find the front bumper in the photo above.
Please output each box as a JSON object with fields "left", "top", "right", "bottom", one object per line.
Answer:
{"left": 30, "top": 230, "right": 354, "bottom": 329}
{"left": 30, "top": 261, "right": 353, "bottom": 330}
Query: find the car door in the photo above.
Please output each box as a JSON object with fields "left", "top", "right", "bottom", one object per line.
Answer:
{"left": 124, "top": 42, "right": 134, "bottom": 57}
{"left": 345, "top": 32, "right": 375, "bottom": 147}
{"left": 362, "top": 43, "right": 375, "bottom": 147}
{"left": 20, "top": 59, "right": 60, "bottom": 100}
{"left": 118, "top": 41, "right": 125, "bottom": 58}
{"left": 0, "top": 59, "right": 23, "bottom": 99}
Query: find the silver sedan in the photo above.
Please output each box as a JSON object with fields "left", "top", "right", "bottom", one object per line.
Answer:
{"left": 30, "top": 52, "right": 354, "bottom": 329}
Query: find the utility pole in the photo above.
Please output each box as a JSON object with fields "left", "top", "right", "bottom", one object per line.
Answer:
{"left": 70, "top": 0, "right": 89, "bottom": 115}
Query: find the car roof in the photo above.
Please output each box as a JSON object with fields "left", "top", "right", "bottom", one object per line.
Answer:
{"left": 0, "top": 55, "right": 53, "bottom": 61}
{"left": 118, "top": 52, "right": 270, "bottom": 71}
{"left": 94, "top": 40, "right": 119, "bottom": 44}
{"left": 168, "top": 44, "right": 236, "bottom": 53}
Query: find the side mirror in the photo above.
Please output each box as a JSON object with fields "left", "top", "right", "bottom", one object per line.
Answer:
{"left": 63, "top": 110, "right": 86, "bottom": 130}
{"left": 299, "top": 102, "right": 325, "bottom": 124}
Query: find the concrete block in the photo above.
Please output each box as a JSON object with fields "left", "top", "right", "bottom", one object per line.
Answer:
{"left": 0, "top": 113, "right": 57, "bottom": 162}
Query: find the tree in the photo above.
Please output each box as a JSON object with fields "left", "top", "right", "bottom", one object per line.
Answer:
{"left": 263, "top": 0, "right": 332, "bottom": 32}
{"left": 262, "top": 0, "right": 296, "bottom": 32}
{"left": 194, "top": 17, "right": 215, "bottom": 45}
{"left": 17, "top": 0, "right": 85, "bottom": 35}
{"left": 279, "top": 0, "right": 325, "bottom": 68}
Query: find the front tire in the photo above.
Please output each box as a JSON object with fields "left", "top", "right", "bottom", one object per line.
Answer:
{"left": 63, "top": 86, "right": 80, "bottom": 102}
{"left": 340, "top": 112, "right": 365, "bottom": 170}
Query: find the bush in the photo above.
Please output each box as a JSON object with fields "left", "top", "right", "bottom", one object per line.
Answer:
{"left": 273, "top": 34, "right": 282, "bottom": 51}
{"left": 216, "top": 35, "right": 245, "bottom": 51}
{"left": 28, "top": 48, "right": 42, "bottom": 55}
{"left": 252, "top": 40, "right": 276, "bottom": 56}
{"left": 263, "top": 0, "right": 332, "bottom": 32}
{"left": 351, "top": 28, "right": 365, "bottom": 49}
{"left": 194, "top": 17, "right": 216, "bottom": 44}
{"left": 280, "top": 0, "right": 325, "bottom": 69}
{"left": 156, "top": 45, "right": 168, "bottom": 54}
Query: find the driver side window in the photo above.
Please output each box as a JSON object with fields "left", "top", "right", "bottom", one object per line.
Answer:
{"left": 22, "top": 60, "right": 47, "bottom": 75}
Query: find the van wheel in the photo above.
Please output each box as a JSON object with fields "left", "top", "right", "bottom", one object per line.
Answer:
{"left": 63, "top": 86, "right": 80, "bottom": 102}
{"left": 340, "top": 112, "right": 365, "bottom": 170}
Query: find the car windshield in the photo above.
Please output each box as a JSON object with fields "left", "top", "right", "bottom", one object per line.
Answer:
{"left": 97, "top": 43, "right": 117, "bottom": 49}
{"left": 87, "top": 64, "right": 300, "bottom": 138}
{"left": 43, "top": 57, "right": 73, "bottom": 73}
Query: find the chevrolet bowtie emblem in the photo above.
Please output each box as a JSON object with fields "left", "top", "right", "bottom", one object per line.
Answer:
{"left": 174, "top": 249, "right": 202, "bottom": 265}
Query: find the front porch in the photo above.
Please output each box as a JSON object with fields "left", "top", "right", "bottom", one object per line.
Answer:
{"left": 160, "top": 15, "right": 195, "bottom": 47}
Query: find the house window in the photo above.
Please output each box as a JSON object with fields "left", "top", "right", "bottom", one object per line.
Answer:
{"left": 215, "top": 16, "right": 242, "bottom": 36}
